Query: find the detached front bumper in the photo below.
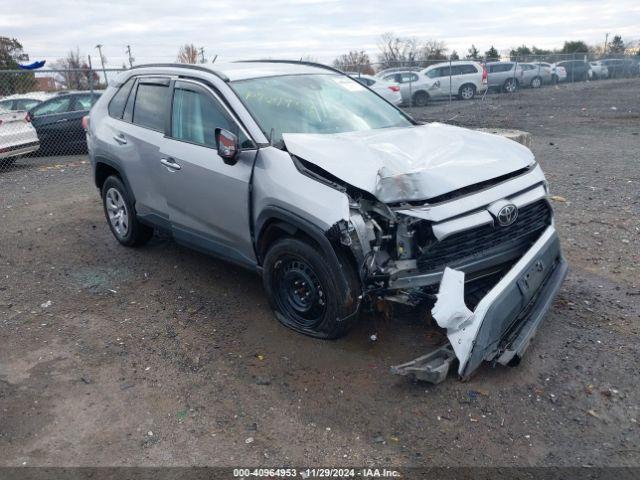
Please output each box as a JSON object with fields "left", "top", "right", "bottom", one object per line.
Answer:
{"left": 393, "top": 225, "right": 567, "bottom": 382}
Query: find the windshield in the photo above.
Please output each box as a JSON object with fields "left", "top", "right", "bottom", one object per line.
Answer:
{"left": 231, "top": 73, "right": 412, "bottom": 146}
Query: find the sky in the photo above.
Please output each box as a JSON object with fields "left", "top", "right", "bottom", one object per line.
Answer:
{"left": 2, "top": 0, "right": 639, "bottom": 67}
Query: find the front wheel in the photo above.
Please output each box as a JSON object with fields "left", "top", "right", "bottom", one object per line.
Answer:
{"left": 458, "top": 84, "right": 476, "bottom": 100}
{"left": 263, "top": 238, "right": 360, "bottom": 339}
{"left": 101, "top": 175, "right": 154, "bottom": 247}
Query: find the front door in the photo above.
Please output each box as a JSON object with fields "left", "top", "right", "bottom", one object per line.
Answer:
{"left": 159, "top": 80, "right": 257, "bottom": 266}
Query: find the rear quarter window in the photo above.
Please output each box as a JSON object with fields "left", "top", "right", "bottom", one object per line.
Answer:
{"left": 108, "top": 77, "right": 135, "bottom": 119}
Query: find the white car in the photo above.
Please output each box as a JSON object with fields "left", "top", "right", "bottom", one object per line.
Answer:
{"left": 0, "top": 106, "right": 40, "bottom": 165}
{"left": 379, "top": 70, "right": 421, "bottom": 106}
{"left": 403, "top": 61, "right": 488, "bottom": 106}
{"left": 532, "top": 62, "right": 567, "bottom": 84}
{"left": 349, "top": 74, "right": 402, "bottom": 105}
{"left": 588, "top": 61, "right": 609, "bottom": 80}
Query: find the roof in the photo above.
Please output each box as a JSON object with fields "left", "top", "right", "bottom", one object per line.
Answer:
{"left": 130, "top": 61, "right": 338, "bottom": 82}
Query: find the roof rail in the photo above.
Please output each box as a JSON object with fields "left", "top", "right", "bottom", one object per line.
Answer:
{"left": 235, "top": 59, "right": 347, "bottom": 76}
{"left": 128, "top": 63, "right": 229, "bottom": 82}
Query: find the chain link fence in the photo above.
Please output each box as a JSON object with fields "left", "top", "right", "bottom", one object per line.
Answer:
{"left": 0, "top": 67, "right": 125, "bottom": 173}
{"left": 0, "top": 53, "right": 638, "bottom": 173}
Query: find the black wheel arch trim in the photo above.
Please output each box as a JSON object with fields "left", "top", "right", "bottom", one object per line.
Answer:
{"left": 94, "top": 156, "right": 135, "bottom": 202}
{"left": 255, "top": 206, "right": 359, "bottom": 320}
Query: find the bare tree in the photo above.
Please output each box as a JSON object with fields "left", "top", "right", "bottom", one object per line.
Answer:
{"left": 418, "top": 39, "right": 447, "bottom": 62}
{"left": 333, "top": 50, "right": 374, "bottom": 74}
{"left": 177, "top": 44, "right": 199, "bottom": 64}
{"left": 377, "top": 32, "right": 419, "bottom": 69}
{"left": 51, "top": 48, "right": 99, "bottom": 90}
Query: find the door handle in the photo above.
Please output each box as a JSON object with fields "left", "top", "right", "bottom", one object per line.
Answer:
{"left": 113, "top": 134, "right": 127, "bottom": 145}
{"left": 55, "top": 118, "right": 69, "bottom": 123}
{"left": 160, "top": 158, "right": 181, "bottom": 171}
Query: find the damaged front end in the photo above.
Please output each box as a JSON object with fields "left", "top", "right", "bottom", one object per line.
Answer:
{"left": 319, "top": 161, "right": 568, "bottom": 384}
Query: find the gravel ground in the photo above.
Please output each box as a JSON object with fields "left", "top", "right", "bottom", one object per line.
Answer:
{"left": 1, "top": 79, "right": 639, "bottom": 468}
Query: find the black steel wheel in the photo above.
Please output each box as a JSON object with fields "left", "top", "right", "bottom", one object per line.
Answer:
{"left": 263, "top": 237, "right": 360, "bottom": 339}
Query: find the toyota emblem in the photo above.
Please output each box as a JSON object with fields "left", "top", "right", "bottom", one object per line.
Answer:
{"left": 497, "top": 204, "right": 518, "bottom": 226}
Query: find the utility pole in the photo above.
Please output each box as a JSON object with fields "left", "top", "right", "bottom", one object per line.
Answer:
{"left": 95, "top": 44, "right": 108, "bottom": 86}
{"left": 126, "top": 45, "right": 134, "bottom": 68}
{"left": 604, "top": 33, "right": 609, "bottom": 54}
{"left": 198, "top": 47, "right": 205, "bottom": 63}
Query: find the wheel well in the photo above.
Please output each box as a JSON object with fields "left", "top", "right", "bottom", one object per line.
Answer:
{"left": 459, "top": 82, "right": 476, "bottom": 91}
{"left": 412, "top": 90, "right": 428, "bottom": 98}
{"left": 95, "top": 162, "right": 121, "bottom": 190}
{"left": 256, "top": 219, "right": 360, "bottom": 279}
{"left": 257, "top": 220, "right": 320, "bottom": 264}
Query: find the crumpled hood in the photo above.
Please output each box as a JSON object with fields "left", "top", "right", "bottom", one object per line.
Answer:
{"left": 283, "top": 123, "right": 534, "bottom": 203}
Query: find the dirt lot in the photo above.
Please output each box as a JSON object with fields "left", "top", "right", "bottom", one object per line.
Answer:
{"left": 1, "top": 79, "right": 639, "bottom": 468}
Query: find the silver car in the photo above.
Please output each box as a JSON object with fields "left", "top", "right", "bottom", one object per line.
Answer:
{"left": 87, "top": 61, "right": 566, "bottom": 383}
{"left": 486, "top": 62, "right": 524, "bottom": 92}
{"left": 519, "top": 63, "right": 552, "bottom": 88}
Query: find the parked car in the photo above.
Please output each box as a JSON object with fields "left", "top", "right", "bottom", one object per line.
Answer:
{"left": 588, "top": 61, "right": 609, "bottom": 80}
{"left": 86, "top": 61, "right": 567, "bottom": 383}
{"left": 533, "top": 62, "right": 567, "bottom": 84}
{"left": 26, "top": 91, "right": 101, "bottom": 154}
{"left": 0, "top": 106, "right": 40, "bottom": 166}
{"left": 600, "top": 58, "right": 640, "bottom": 78}
{"left": 556, "top": 60, "right": 590, "bottom": 82}
{"left": 348, "top": 74, "right": 402, "bottom": 105}
{"left": 486, "top": 62, "right": 524, "bottom": 92}
{"left": 0, "top": 96, "right": 43, "bottom": 112}
{"left": 379, "top": 70, "right": 421, "bottom": 105}
{"left": 519, "top": 63, "right": 551, "bottom": 88}
{"left": 389, "top": 61, "right": 487, "bottom": 106}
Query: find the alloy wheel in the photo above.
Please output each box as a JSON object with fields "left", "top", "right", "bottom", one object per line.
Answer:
{"left": 105, "top": 187, "right": 129, "bottom": 238}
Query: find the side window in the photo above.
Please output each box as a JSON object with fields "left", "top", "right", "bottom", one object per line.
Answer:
{"left": 450, "top": 65, "right": 463, "bottom": 75}
{"left": 32, "top": 96, "right": 72, "bottom": 116}
{"left": 16, "top": 99, "right": 40, "bottom": 111}
{"left": 132, "top": 81, "right": 169, "bottom": 131}
{"left": 426, "top": 68, "right": 439, "bottom": 79}
{"left": 108, "top": 77, "right": 135, "bottom": 119}
{"left": 171, "top": 83, "right": 251, "bottom": 149}
{"left": 0, "top": 99, "right": 14, "bottom": 110}
{"left": 463, "top": 64, "right": 478, "bottom": 74}
{"left": 74, "top": 95, "right": 95, "bottom": 111}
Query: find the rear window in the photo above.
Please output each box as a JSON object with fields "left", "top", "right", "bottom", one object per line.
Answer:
{"left": 108, "top": 77, "right": 135, "bottom": 119}
{"left": 133, "top": 82, "right": 169, "bottom": 131}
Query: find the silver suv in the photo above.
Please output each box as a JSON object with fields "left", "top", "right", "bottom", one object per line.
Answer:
{"left": 87, "top": 61, "right": 567, "bottom": 382}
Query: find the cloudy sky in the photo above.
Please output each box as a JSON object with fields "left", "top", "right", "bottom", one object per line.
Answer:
{"left": 3, "top": 0, "right": 639, "bottom": 66}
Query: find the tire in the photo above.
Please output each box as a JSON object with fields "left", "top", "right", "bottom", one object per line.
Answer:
{"left": 262, "top": 237, "right": 360, "bottom": 339}
{"left": 101, "top": 175, "right": 153, "bottom": 247}
{"left": 412, "top": 91, "right": 429, "bottom": 107}
{"left": 503, "top": 78, "right": 518, "bottom": 93}
{"left": 530, "top": 76, "right": 542, "bottom": 88}
{"left": 458, "top": 83, "right": 476, "bottom": 100}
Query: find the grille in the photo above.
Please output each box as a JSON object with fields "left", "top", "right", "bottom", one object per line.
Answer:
{"left": 416, "top": 199, "right": 552, "bottom": 272}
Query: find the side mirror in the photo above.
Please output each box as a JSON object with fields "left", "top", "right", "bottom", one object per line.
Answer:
{"left": 215, "top": 128, "right": 238, "bottom": 165}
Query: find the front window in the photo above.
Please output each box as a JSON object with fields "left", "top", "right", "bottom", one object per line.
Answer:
{"left": 32, "top": 96, "right": 72, "bottom": 116}
{"left": 231, "top": 74, "right": 412, "bottom": 145}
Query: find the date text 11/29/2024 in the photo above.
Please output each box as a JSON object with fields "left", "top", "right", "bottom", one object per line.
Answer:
{"left": 232, "top": 468, "right": 401, "bottom": 478}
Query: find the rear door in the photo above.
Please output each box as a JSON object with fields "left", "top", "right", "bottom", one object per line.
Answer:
{"left": 113, "top": 77, "right": 172, "bottom": 222}
{"left": 158, "top": 79, "right": 257, "bottom": 265}
{"left": 67, "top": 94, "right": 99, "bottom": 147}
{"left": 29, "top": 95, "right": 74, "bottom": 150}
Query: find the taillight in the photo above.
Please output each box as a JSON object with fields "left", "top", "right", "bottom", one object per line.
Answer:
{"left": 82, "top": 115, "right": 89, "bottom": 131}
{"left": 482, "top": 65, "right": 488, "bottom": 83}
{"left": 25, "top": 112, "right": 32, "bottom": 123}
{"left": 388, "top": 85, "right": 400, "bottom": 92}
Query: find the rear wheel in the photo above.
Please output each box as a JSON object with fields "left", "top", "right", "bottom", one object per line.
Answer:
{"left": 458, "top": 83, "right": 476, "bottom": 100}
{"left": 101, "top": 175, "right": 153, "bottom": 247}
{"left": 503, "top": 78, "right": 518, "bottom": 93}
{"left": 412, "top": 91, "right": 429, "bottom": 107}
{"left": 263, "top": 238, "right": 360, "bottom": 339}
{"left": 530, "top": 76, "right": 542, "bottom": 88}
